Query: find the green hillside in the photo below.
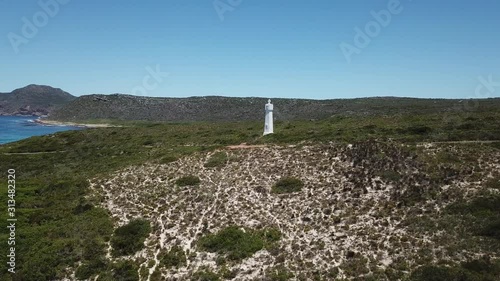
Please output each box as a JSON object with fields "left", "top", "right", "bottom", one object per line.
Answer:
{"left": 0, "top": 108, "right": 499, "bottom": 280}
{"left": 0, "top": 85, "right": 75, "bottom": 116}
{"left": 48, "top": 94, "right": 500, "bottom": 122}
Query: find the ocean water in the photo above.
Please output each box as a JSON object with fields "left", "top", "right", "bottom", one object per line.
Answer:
{"left": 0, "top": 116, "right": 82, "bottom": 144}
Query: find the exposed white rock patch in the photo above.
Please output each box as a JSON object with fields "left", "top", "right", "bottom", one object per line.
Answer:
{"left": 89, "top": 143, "right": 500, "bottom": 280}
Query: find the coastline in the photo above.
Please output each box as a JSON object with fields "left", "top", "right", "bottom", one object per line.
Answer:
{"left": 34, "top": 118, "right": 117, "bottom": 128}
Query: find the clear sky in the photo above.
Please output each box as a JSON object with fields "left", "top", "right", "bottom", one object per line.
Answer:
{"left": 1, "top": 0, "right": 499, "bottom": 99}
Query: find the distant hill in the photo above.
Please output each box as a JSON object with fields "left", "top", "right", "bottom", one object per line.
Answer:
{"left": 49, "top": 93, "right": 500, "bottom": 122}
{"left": 0, "top": 85, "right": 76, "bottom": 116}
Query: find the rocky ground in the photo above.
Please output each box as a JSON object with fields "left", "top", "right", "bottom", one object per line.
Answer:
{"left": 89, "top": 141, "right": 500, "bottom": 280}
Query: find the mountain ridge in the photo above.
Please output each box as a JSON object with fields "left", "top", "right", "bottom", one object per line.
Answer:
{"left": 0, "top": 84, "right": 75, "bottom": 116}
{"left": 49, "top": 92, "right": 500, "bottom": 122}
{"left": 3, "top": 84, "right": 500, "bottom": 122}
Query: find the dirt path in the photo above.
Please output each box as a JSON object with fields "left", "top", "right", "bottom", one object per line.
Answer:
{"left": 425, "top": 140, "right": 500, "bottom": 144}
{"left": 226, "top": 143, "right": 267, "bottom": 149}
{"left": 2, "top": 151, "right": 67, "bottom": 155}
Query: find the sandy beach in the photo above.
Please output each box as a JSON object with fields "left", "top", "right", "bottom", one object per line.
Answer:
{"left": 34, "top": 118, "right": 118, "bottom": 128}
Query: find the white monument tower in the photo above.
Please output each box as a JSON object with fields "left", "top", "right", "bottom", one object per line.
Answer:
{"left": 263, "top": 99, "right": 274, "bottom": 135}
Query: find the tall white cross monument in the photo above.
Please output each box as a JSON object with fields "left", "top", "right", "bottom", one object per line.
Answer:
{"left": 263, "top": 99, "right": 274, "bottom": 135}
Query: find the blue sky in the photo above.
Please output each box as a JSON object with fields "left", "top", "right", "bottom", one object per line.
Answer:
{"left": 1, "top": 0, "right": 499, "bottom": 99}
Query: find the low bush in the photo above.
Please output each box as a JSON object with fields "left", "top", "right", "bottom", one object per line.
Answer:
{"left": 160, "top": 245, "right": 187, "bottom": 268}
{"left": 198, "top": 226, "right": 281, "bottom": 261}
{"left": 111, "top": 219, "right": 151, "bottom": 256}
{"left": 219, "top": 265, "right": 238, "bottom": 279}
{"left": 409, "top": 265, "right": 463, "bottom": 281}
{"left": 462, "top": 257, "right": 500, "bottom": 276}
{"left": 75, "top": 258, "right": 107, "bottom": 280}
{"left": 488, "top": 142, "right": 500, "bottom": 150}
{"left": 378, "top": 170, "right": 401, "bottom": 182}
{"left": 447, "top": 195, "right": 500, "bottom": 216}
{"left": 159, "top": 155, "right": 178, "bottom": 164}
{"left": 257, "top": 227, "right": 282, "bottom": 244}
{"left": 406, "top": 125, "right": 433, "bottom": 135}
{"left": 446, "top": 195, "right": 500, "bottom": 240}
{"left": 110, "top": 260, "right": 139, "bottom": 281}
{"left": 409, "top": 258, "right": 500, "bottom": 281}
{"left": 479, "top": 219, "right": 500, "bottom": 239}
{"left": 176, "top": 175, "right": 201, "bottom": 186}
{"left": 199, "top": 226, "right": 263, "bottom": 260}
{"left": 191, "top": 268, "right": 221, "bottom": 281}
{"left": 204, "top": 152, "right": 228, "bottom": 168}
{"left": 484, "top": 177, "right": 500, "bottom": 189}
{"left": 266, "top": 266, "right": 294, "bottom": 281}
{"left": 272, "top": 177, "right": 304, "bottom": 194}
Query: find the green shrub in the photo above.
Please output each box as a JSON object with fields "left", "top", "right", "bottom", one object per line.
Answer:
{"left": 73, "top": 202, "right": 93, "bottom": 214}
{"left": 192, "top": 268, "right": 221, "bottom": 281}
{"left": 75, "top": 258, "right": 107, "bottom": 280}
{"left": 488, "top": 142, "right": 500, "bottom": 150}
{"left": 160, "top": 245, "right": 187, "bottom": 268}
{"left": 462, "top": 258, "right": 500, "bottom": 274}
{"left": 406, "top": 125, "right": 433, "bottom": 135}
{"left": 479, "top": 219, "right": 500, "bottom": 239}
{"left": 159, "top": 155, "right": 178, "bottom": 164}
{"left": 434, "top": 151, "right": 461, "bottom": 164}
{"left": 446, "top": 195, "right": 500, "bottom": 240}
{"left": 176, "top": 175, "right": 201, "bottom": 186}
{"left": 95, "top": 261, "right": 140, "bottom": 281}
{"left": 257, "top": 227, "right": 282, "bottom": 244}
{"left": 204, "top": 152, "right": 228, "bottom": 168}
{"left": 266, "top": 266, "right": 294, "bottom": 281}
{"left": 75, "top": 264, "right": 94, "bottom": 280}
{"left": 198, "top": 226, "right": 281, "bottom": 261}
{"left": 409, "top": 265, "right": 463, "bottom": 281}
{"left": 378, "top": 170, "right": 401, "bottom": 182}
{"left": 462, "top": 258, "right": 500, "bottom": 278}
{"left": 219, "top": 265, "right": 238, "bottom": 279}
{"left": 111, "top": 219, "right": 151, "bottom": 256}
{"left": 272, "top": 177, "right": 304, "bottom": 194}
{"left": 150, "top": 269, "right": 162, "bottom": 281}
{"left": 82, "top": 238, "right": 106, "bottom": 261}
{"left": 139, "top": 265, "right": 148, "bottom": 279}
{"left": 199, "top": 226, "right": 263, "bottom": 260}
{"left": 447, "top": 196, "right": 500, "bottom": 216}
{"left": 110, "top": 260, "right": 139, "bottom": 281}
{"left": 484, "top": 177, "right": 500, "bottom": 189}
{"left": 409, "top": 258, "right": 500, "bottom": 281}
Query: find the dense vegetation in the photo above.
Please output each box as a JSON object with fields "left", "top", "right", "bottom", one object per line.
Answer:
{"left": 198, "top": 226, "right": 281, "bottom": 261}
{"left": 110, "top": 219, "right": 151, "bottom": 256}
{"left": 446, "top": 195, "right": 500, "bottom": 240}
{"left": 271, "top": 177, "right": 304, "bottom": 194}
{"left": 176, "top": 175, "right": 201, "bottom": 186}
{"left": 0, "top": 105, "right": 499, "bottom": 280}
{"left": 191, "top": 267, "right": 221, "bottom": 281}
{"left": 204, "top": 151, "right": 228, "bottom": 168}
{"left": 160, "top": 245, "right": 187, "bottom": 268}
{"left": 49, "top": 93, "right": 500, "bottom": 123}
{"left": 96, "top": 260, "right": 140, "bottom": 281}
{"left": 409, "top": 257, "right": 500, "bottom": 281}
{"left": 266, "top": 266, "right": 295, "bottom": 281}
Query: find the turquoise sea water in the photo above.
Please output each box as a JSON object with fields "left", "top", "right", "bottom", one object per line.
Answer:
{"left": 0, "top": 116, "right": 82, "bottom": 144}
